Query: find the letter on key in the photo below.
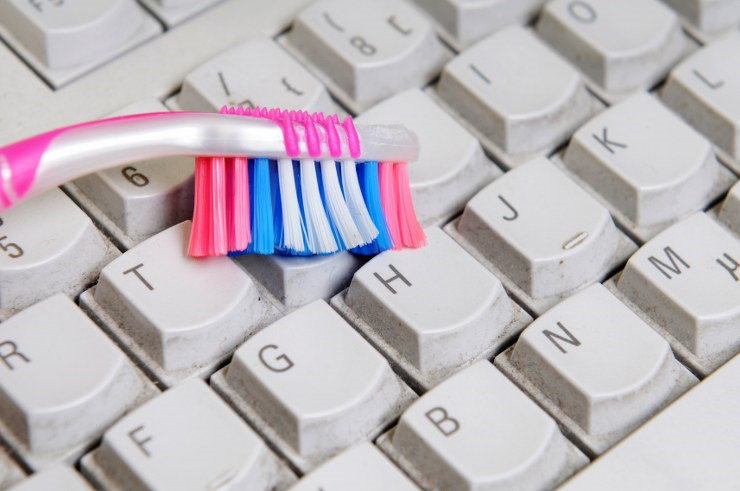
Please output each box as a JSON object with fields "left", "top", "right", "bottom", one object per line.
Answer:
{"left": 82, "top": 379, "right": 293, "bottom": 490}
{"left": 224, "top": 300, "right": 413, "bottom": 467}
{"left": 508, "top": 284, "right": 695, "bottom": 450}
{"left": 92, "top": 221, "right": 268, "bottom": 380}
{"left": 457, "top": 157, "right": 622, "bottom": 300}
{"left": 0, "top": 295, "right": 150, "bottom": 466}
{"left": 344, "top": 227, "right": 523, "bottom": 386}
{"left": 617, "top": 213, "right": 740, "bottom": 373}
{"left": 386, "top": 361, "right": 587, "bottom": 489}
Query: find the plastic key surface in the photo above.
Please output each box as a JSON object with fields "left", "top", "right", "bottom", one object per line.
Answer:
{"left": 617, "top": 213, "right": 740, "bottom": 374}
{"left": 436, "top": 26, "right": 592, "bottom": 161}
{"left": 138, "top": 0, "right": 223, "bottom": 27}
{"left": 0, "top": 189, "right": 117, "bottom": 318}
{"left": 82, "top": 379, "right": 294, "bottom": 491}
{"left": 719, "top": 181, "right": 740, "bottom": 236}
{"left": 10, "top": 465, "right": 92, "bottom": 491}
{"left": 660, "top": 0, "right": 740, "bottom": 38}
{"left": 382, "top": 361, "right": 587, "bottom": 490}
{"left": 0, "top": 294, "right": 151, "bottom": 468}
{"left": 662, "top": 30, "right": 740, "bottom": 172}
{"left": 288, "top": 0, "right": 449, "bottom": 111}
{"left": 537, "top": 0, "right": 686, "bottom": 100}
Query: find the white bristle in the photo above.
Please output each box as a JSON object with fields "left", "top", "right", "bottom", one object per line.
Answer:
{"left": 340, "top": 160, "right": 379, "bottom": 244}
{"left": 320, "top": 160, "right": 365, "bottom": 249}
{"left": 277, "top": 158, "right": 306, "bottom": 251}
{"left": 300, "top": 159, "right": 338, "bottom": 254}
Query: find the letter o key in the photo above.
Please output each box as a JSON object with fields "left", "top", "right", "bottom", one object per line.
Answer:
{"left": 258, "top": 344, "right": 294, "bottom": 372}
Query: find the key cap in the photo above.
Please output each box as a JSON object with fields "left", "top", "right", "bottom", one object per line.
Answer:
{"left": 288, "top": 0, "right": 449, "bottom": 112}
{"left": 214, "top": 300, "right": 414, "bottom": 471}
{"left": 501, "top": 283, "right": 696, "bottom": 454}
{"left": 411, "top": 0, "right": 546, "bottom": 50}
{"left": 291, "top": 442, "right": 418, "bottom": 491}
{"left": 0, "top": 449, "right": 24, "bottom": 489}
{"left": 537, "top": 0, "right": 686, "bottom": 101}
{"left": 380, "top": 361, "right": 587, "bottom": 490}
{"left": 0, "top": 188, "right": 118, "bottom": 317}
{"left": 562, "top": 92, "right": 729, "bottom": 237}
{"left": 436, "top": 25, "right": 593, "bottom": 162}
{"left": 718, "top": 181, "right": 740, "bottom": 236}
{"left": 11, "top": 465, "right": 92, "bottom": 491}
{"left": 336, "top": 227, "right": 529, "bottom": 390}
{"left": 138, "top": 0, "right": 223, "bottom": 28}
{"left": 73, "top": 99, "right": 194, "bottom": 247}
{"left": 453, "top": 157, "right": 628, "bottom": 310}
{"left": 356, "top": 89, "right": 499, "bottom": 225}
{"left": 660, "top": 0, "right": 740, "bottom": 38}
{"left": 85, "top": 221, "right": 273, "bottom": 386}
{"left": 81, "top": 379, "right": 295, "bottom": 490}
{"left": 237, "top": 252, "right": 362, "bottom": 309}
{"left": 616, "top": 213, "right": 740, "bottom": 374}
{"left": 0, "top": 294, "right": 154, "bottom": 469}
{"left": 662, "top": 31, "right": 740, "bottom": 173}
{"left": 177, "top": 38, "right": 336, "bottom": 113}
{"left": 560, "top": 353, "right": 740, "bottom": 490}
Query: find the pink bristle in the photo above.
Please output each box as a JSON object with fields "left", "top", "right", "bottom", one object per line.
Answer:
{"left": 342, "top": 116, "right": 361, "bottom": 158}
{"left": 393, "top": 162, "right": 426, "bottom": 248}
{"left": 188, "top": 157, "right": 211, "bottom": 257}
{"left": 209, "top": 156, "right": 228, "bottom": 255}
{"left": 379, "top": 161, "right": 401, "bottom": 249}
{"left": 226, "top": 157, "right": 251, "bottom": 251}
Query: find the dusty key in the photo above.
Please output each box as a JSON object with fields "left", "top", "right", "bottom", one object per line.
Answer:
{"left": 291, "top": 442, "right": 418, "bottom": 491}
{"left": 617, "top": 212, "right": 740, "bottom": 374}
{"left": 504, "top": 283, "right": 696, "bottom": 454}
{"left": 454, "top": 157, "right": 626, "bottom": 308}
{"left": 718, "top": 181, "right": 740, "bottom": 236}
{"left": 178, "top": 38, "right": 336, "bottom": 113}
{"left": 381, "top": 361, "right": 587, "bottom": 490}
{"left": 562, "top": 92, "right": 727, "bottom": 237}
{"left": 338, "top": 227, "right": 528, "bottom": 389}
{"left": 11, "top": 465, "right": 92, "bottom": 491}
{"left": 73, "top": 99, "right": 194, "bottom": 246}
{"left": 356, "top": 89, "right": 499, "bottom": 225}
{"left": 411, "top": 0, "right": 546, "bottom": 49}
{"left": 436, "top": 25, "right": 593, "bottom": 161}
{"left": 216, "top": 300, "right": 414, "bottom": 470}
{"left": 88, "top": 221, "right": 272, "bottom": 386}
{"left": 662, "top": 31, "right": 740, "bottom": 172}
{"left": 0, "top": 294, "right": 153, "bottom": 469}
{"left": 660, "top": 0, "right": 740, "bottom": 38}
{"left": 538, "top": 0, "right": 686, "bottom": 101}
{"left": 0, "top": 188, "right": 117, "bottom": 317}
{"left": 82, "top": 379, "right": 294, "bottom": 490}
{"left": 288, "top": 0, "right": 449, "bottom": 111}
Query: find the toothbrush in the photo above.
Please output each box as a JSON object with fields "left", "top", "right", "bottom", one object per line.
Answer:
{"left": 0, "top": 106, "right": 426, "bottom": 257}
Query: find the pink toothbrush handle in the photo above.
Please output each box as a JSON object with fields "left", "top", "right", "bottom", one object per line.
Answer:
{"left": 0, "top": 129, "right": 61, "bottom": 210}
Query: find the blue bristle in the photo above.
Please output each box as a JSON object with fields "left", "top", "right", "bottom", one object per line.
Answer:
{"left": 271, "top": 161, "right": 284, "bottom": 250}
{"left": 350, "top": 161, "right": 393, "bottom": 255}
{"left": 317, "top": 161, "right": 347, "bottom": 251}
{"left": 230, "top": 158, "right": 274, "bottom": 255}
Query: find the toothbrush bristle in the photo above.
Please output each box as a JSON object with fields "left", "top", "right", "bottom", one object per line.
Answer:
{"left": 351, "top": 161, "right": 393, "bottom": 255}
{"left": 340, "top": 159, "right": 378, "bottom": 244}
{"left": 393, "top": 162, "right": 427, "bottom": 249}
{"left": 320, "top": 160, "right": 365, "bottom": 249}
{"left": 300, "top": 159, "right": 338, "bottom": 254}
{"left": 226, "top": 157, "right": 251, "bottom": 251}
{"left": 276, "top": 158, "right": 306, "bottom": 252}
{"left": 379, "top": 161, "right": 402, "bottom": 250}
{"left": 249, "top": 158, "right": 274, "bottom": 254}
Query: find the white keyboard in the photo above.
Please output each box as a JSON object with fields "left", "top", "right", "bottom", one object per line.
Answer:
{"left": 0, "top": 1, "right": 738, "bottom": 489}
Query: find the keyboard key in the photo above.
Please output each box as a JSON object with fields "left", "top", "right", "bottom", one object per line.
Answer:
{"left": 411, "top": 0, "right": 546, "bottom": 49}
{"left": 291, "top": 442, "right": 418, "bottom": 490}
{"left": 0, "top": 189, "right": 118, "bottom": 318}
{"left": 500, "top": 283, "right": 696, "bottom": 454}
{"left": 0, "top": 0, "right": 160, "bottom": 87}
{"left": 562, "top": 92, "right": 731, "bottom": 238}
{"left": 288, "top": 0, "right": 449, "bottom": 112}
{"left": 662, "top": 31, "right": 740, "bottom": 173}
{"left": 660, "top": 0, "right": 740, "bottom": 39}
{"left": 73, "top": 99, "right": 194, "bottom": 247}
{"left": 436, "top": 26, "right": 593, "bottom": 163}
{"left": 237, "top": 252, "right": 362, "bottom": 309}
{"left": 0, "top": 449, "right": 24, "bottom": 489}
{"left": 379, "top": 361, "right": 587, "bottom": 490}
{"left": 719, "top": 181, "right": 740, "bottom": 236}
{"left": 0, "top": 294, "right": 155, "bottom": 469}
{"left": 560, "top": 354, "right": 740, "bottom": 490}
{"left": 212, "top": 300, "right": 414, "bottom": 471}
{"left": 177, "top": 38, "right": 336, "bottom": 113}
{"left": 617, "top": 213, "right": 740, "bottom": 374}
{"left": 356, "top": 89, "right": 499, "bottom": 225}
{"left": 537, "top": 0, "right": 686, "bottom": 101}
{"left": 452, "top": 157, "right": 631, "bottom": 312}
{"left": 81, "top": 379, "right": 295, "bottom": 490}
{"left": 335, "top": 227, "right": 530, "bottom": 390}
{"left": 138, "top": 0, "right": 223, "bottom": 28}
{"left": 84, "top": 221, "right": 275, "bottom": 386}
{"left": 11, "top": 465, "right": 91, "bottom": 491}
